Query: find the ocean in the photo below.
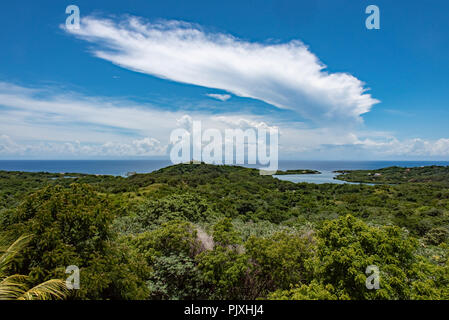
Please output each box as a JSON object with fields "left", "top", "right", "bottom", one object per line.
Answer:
{"left": 1, "top": 160, "right": 448, "bottom": 184}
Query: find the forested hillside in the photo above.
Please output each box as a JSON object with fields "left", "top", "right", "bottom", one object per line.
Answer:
{"left": 335, "top": 165, "right": 449, "bottom": 185}
{"left": 0, "top": 163, "right": 448, "bottom": 300}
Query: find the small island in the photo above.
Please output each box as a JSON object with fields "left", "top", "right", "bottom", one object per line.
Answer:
{"left": 334, "top": 165, "right": 449, "bottom": 185}
{"left": 274, "top": 169, "right": 321, "bottom": 175}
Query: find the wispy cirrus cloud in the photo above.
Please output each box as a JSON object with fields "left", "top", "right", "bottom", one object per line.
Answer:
{"left": 63, "top": 16, "right": 379, "bottom": 124}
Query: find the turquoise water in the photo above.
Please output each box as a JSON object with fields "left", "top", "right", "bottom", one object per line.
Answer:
{"left": 274, "top": 170, "right": 354, "bottom": 184}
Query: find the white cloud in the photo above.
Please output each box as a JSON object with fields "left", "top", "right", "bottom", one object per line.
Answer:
{"left": 206, "top": 93, "right": 231, "bottom": 101}
{"left": 64, "top": 16, "right": 379, "bottom": 123}
{"left": 0, "top": 82, "right": 184, "bottom": 143}
{"left": 0, "top": 134, "right": 24, "bottom": 154}
{"left": 0, "top": 83, "right": 280, "bottom": 158}
{"left": 132, "top": 137, "right": 167, "bottom": 154}
{"left": 176, "top": 114, "right": 194, "bottom": 131}
{"left": 357, "top": 137, "right": 449, "bottom": 156}
{"left": 0, "top": 134, "right": 167, "bottom": 157}
{"left": 0, "top": 82, "right": 448, "bottom": 159}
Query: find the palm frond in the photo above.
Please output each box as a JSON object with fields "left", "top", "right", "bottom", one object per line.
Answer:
{"left": 18, "top": 279, "right": 69, "bottom": 300}
{"left": 0, "top": 274, "right": 29, "bottom": 300}
{"left": 0, "top": 234, "right": 33, "bottom": 277}
{"left": 0, "top": 234, "right": 68, "bottom": 300}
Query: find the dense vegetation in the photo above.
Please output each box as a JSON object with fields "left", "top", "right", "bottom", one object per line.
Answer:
{"left": 0, "top": 163, "right": 448, "bottom": 300}
{"left": 0, "top": 234, "right": 69, "bottom": 300}
{"left": 335, "top": 165, "right": 449, "bottom": 185}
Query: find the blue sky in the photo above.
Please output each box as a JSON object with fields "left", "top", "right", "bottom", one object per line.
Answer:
{"left": 1, "top": 0, "right": 448, "bottom": 160}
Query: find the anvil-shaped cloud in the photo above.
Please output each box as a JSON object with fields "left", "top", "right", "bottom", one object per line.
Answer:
{"left": 64, "top": 16, "right": 379, "bottom": 123}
